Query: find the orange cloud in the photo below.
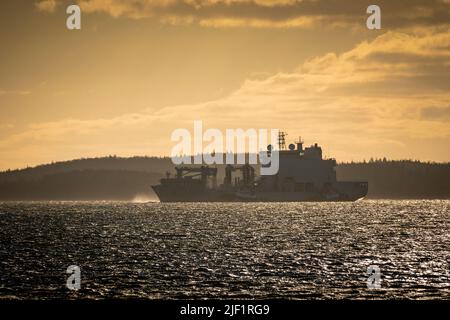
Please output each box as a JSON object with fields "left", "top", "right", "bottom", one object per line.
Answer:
{"left": 1, "top": 28, "right": 449, "bottom": 169}
{"left": 35, "top": 0, "right": 58, "bottom": 13}
{"left": 63, "top": 0, "right": 450, "bottom": 29}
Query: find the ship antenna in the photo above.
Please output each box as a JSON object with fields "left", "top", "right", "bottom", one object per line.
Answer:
{"left": 278, "top": 131, "right": 287, "bottom": 150}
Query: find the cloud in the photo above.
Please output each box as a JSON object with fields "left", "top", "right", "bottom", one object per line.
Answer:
{"left": 420, "top": 106, "right": 450, "bottom": 121}
{"left": 65, "top": 0, "right": 450, "bottom": 29}
{"left": 35, "top": 0, "right": 58, "bottom": 13}
{"left": 0, "top": 90, "right": 32, "bottom": 96}
{"left": 0, "top": 124, "right": 14, "bottom": 130}
{"left": 1, "top": 28, "right": 450, "bottom": 168}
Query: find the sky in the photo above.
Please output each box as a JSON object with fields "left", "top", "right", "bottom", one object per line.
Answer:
{"left": 0, "top": 0, "right": 449, "bottom": 170}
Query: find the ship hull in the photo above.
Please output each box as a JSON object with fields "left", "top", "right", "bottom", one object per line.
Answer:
{"left": 152, "top": 185, "right": 234, "bottom": 202}
{"left": 152, "top": 181, "right": 368, "bottom": 203}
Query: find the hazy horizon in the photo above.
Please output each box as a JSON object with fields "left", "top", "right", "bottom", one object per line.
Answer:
{"left": 1, "top": 0, "right": 450, "bottom": 170}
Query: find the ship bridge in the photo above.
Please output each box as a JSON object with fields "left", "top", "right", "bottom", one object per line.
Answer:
{"left": 259, "top": 133, "right": 337, "bottom": 192}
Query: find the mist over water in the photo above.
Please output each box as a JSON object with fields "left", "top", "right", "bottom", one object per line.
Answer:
{"left": 0, "top": 200, "right": 449, "bottom": 299}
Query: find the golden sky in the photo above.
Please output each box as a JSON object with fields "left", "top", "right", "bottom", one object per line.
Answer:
{"left": 0, "top": 0, "right": 450, "bottom": 170}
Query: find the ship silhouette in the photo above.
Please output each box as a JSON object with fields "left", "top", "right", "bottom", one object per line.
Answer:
{"left": 152, "top": 132, "right": 368, "bottom": 202}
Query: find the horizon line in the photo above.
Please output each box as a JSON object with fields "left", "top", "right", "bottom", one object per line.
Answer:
{"left": 2, "top": 154, "right": 450, "bottom": 174}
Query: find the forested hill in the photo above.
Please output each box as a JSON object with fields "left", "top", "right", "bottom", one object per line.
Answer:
{"left": 0, "top": 156, "right": 173, "bottom": 183}
{"left": 337, "top": 160, "right": 450, "bottom": 199}
{"left": 0, "top": 157, "right": 449, "bottom": 200}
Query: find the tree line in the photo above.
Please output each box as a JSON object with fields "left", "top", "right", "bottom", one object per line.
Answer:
{"left": 0, "top": 157, "right": 448, "bottom": 200}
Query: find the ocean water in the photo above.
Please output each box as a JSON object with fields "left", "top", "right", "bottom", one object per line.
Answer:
{"left": 0, "top": 200, "right": 449, "bottom": 300}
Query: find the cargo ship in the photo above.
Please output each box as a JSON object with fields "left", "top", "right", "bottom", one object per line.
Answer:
{"left": 152, "top": 133, "right": 368, "bottom": 202}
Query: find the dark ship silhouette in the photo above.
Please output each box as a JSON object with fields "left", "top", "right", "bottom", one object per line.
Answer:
{"left": 152, "top": 133, "right": 368, "bottom": 202}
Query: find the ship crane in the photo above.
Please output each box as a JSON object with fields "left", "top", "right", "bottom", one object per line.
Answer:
{"left": 223, "top": 164, "right": 255, "bottom": 188}
{"left": 175, "top": 166, "right": 218, "bottom": 188}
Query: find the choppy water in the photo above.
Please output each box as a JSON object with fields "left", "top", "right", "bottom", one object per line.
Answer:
{"left": 0, "top": 200, "right": 449, "bottom": 300}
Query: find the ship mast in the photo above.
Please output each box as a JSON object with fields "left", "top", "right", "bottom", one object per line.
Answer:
{"left": 278, "top": 131, "right": 287, "bottom": 150}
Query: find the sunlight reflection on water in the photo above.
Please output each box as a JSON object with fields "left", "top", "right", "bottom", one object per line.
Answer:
{"left": 0, "top": 200, "right": 449, "bottom": 299}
